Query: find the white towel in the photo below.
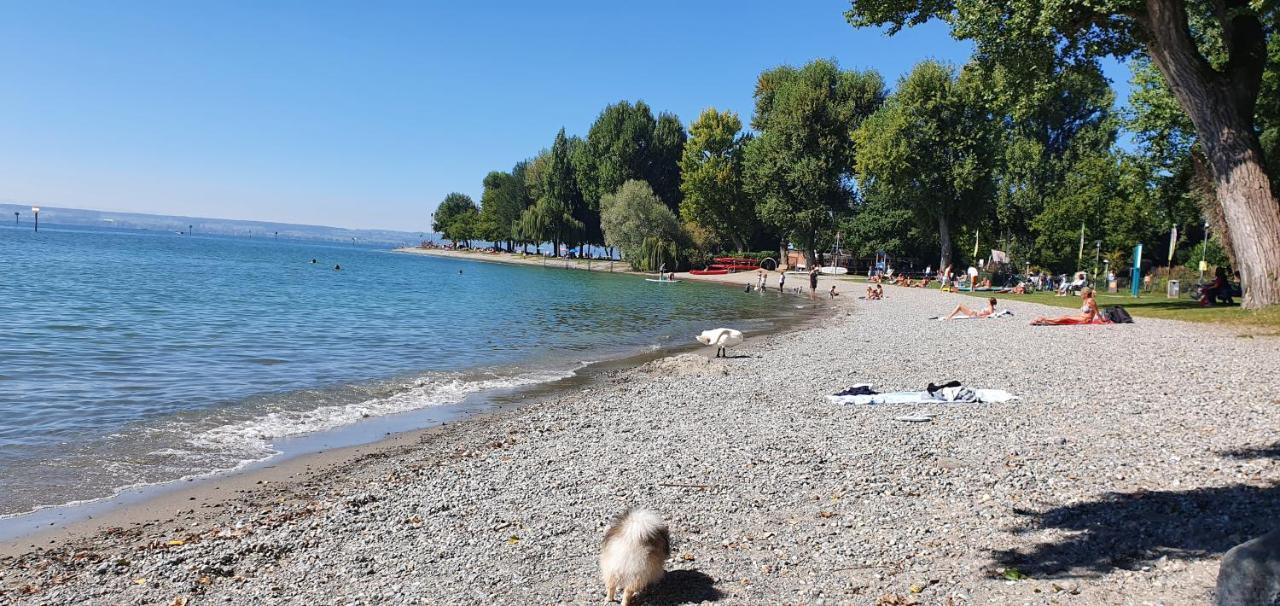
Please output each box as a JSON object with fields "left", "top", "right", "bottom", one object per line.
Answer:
{"left": 828, "top": 387, "right": 1018, "bottom": 405}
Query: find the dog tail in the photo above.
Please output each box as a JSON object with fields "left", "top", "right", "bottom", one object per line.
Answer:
{"left": 601, "top": 508, "right": 670, "bottom": 592}
{"left": 604, "top": 509, "right": 670, "bottom": 554}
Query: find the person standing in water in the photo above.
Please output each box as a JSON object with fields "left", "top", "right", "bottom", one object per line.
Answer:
{"left": 808, "top": 267, "right": 820, "bottom": 300}
{"left": 778, "top": 271, "right": 786, "bottom": 293}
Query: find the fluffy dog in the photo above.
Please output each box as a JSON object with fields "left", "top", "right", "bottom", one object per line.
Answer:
{"left": 600, "top": 508, "right": 669, "bottom": 605}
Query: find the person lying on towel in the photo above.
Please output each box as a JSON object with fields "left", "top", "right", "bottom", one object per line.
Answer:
{"left": 945, "top": 297, "right": 997, "bottom": 320}
{"left": 1031, "top": 287, "right": 1109, "bottom": 325}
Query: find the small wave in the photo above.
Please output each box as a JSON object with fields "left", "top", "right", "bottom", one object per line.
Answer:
{"left": 182, "top": 370, "right": 573, "bottom": 461}
{"left": 45, "top": 324, "right": 90, "bottom": 332}
{"left": 244, "top": 357, "right": 289, "bottom": 366}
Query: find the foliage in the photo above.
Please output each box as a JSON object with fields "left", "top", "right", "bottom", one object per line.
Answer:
{"left": 516, "top": 196, "right": 583, "bottom": 255}
{"left": 523, "top": 150, "right": 551, "bottom": 202}
{"left": 431, "top": 192, "right": 480, "bottom": 247}
{"left": 852, "top": 60, "right": 994, "bottom": 269}
{"left": 650, "top": 113, "right": 688, "bottom": 210}
{"left": 845, "top": 0, "right": 1280, "bottom": 308}
{"left": 743, "top": 59, "right": 885, "bottom": 265}
{"left": 580, "top": 101, "right": 686, "bottom": 217}
{"left": 599, "top": 180, "right": 685, "bottom": 270}
{"left": 840, "top": 197, "right": 925, "bottom": 260}
{"left": 679, "top": 107, "right": 754, "bottom": 251}
{"left": 478, "top": 169, "right": 529, "bottom": 248}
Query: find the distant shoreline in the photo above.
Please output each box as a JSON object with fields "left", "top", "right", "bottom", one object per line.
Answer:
{"left": 393, "top": 247, "right": 641, "bottom": 275}
{"left": 393, "top": 246, "right": 856, "bottom": 293}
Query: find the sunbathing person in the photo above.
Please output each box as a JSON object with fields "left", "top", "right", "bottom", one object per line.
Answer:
{"left": 1031, "top": 287, "right": 1108, "bottom": 325}
{"left": 945, "top": 297, "right": 997, "bottom": 320}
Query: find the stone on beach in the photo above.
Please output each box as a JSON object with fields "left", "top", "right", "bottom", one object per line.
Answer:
{"left": 1217, "top": 529, "right": 1280, "bottom": 606}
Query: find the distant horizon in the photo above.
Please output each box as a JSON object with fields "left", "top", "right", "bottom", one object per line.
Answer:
{"left": 0, "top": 201, "right": 433, "bottom": 245}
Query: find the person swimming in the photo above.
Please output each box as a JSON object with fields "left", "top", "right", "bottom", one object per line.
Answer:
{"left": 310, "top": 258, "right": 317, "bottom": 264}
{"left": 334, "top": 264, "right": 341, "bottom": 271}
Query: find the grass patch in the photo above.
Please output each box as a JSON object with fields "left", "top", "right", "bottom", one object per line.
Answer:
{"left": 836, "top": 275, "right": 1280, "bottom": 330}
{"left": 958, "top": 288, "right": 1280, "bottom": 330}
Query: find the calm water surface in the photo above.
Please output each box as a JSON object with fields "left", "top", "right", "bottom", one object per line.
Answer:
{"left": 0, "top": 225, "right": 793, "bottom": 516}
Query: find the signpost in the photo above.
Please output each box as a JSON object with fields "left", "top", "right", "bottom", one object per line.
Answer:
{"left": 1131, "top": 243, "right": 1143, "bottom": 298}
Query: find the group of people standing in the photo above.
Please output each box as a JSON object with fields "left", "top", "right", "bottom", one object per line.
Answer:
{"left": 750, "top": 267, "right": 827, "bottom": 300}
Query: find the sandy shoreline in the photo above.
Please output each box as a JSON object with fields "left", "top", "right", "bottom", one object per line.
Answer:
{"left": 3, "top": 275, "right": 1278, "bottom": 604}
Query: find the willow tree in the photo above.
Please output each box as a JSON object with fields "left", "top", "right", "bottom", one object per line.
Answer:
{"left": 853, "top": 60, "right": 994, "bottom": 271}
{"left": 600, "top": 180, "right": 684, "bottom": 270}
{"left": 516, "top": 196, "right": 582, "bottom": 257}
{"left": 847, "top": 0, "right": 1280, "bottom": 307}
{"left": 743, "top": 59, "right": 885, "bottom": 267}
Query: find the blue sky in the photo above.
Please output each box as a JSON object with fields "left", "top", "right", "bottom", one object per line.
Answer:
{"left": 1, "top": 2, "right": 1130, "bottom": 231}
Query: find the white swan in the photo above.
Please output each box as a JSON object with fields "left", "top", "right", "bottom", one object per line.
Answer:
{"left": 696, "top": 328, "right": 743, "bottom": 358}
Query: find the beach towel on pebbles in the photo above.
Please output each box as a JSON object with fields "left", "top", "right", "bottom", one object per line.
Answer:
{"left": 930, "top": 309, "right": 1015, "bottom": 320}
{"left": 828, "top": 384, "right": 1018, "bottom": 405}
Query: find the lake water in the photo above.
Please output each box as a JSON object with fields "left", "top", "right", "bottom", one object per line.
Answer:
{"left": 0, "top": 225, "right": 792, "bottom": 517}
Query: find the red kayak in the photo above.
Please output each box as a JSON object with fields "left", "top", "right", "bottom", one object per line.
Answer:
{"left": 689, "top": 269, "right": 730, "bottom": 275}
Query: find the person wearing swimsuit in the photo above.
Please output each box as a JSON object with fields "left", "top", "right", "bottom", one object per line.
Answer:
{"left": 1031, "top": 288, "right": 1108, "bottom": 325}
{"left": 945, "top": 297, "right": 997, "bottom": 320}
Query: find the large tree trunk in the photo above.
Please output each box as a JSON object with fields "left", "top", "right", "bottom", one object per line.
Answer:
{"left": 937, "top": 214, "right": 953, "bottom": 271}
{"left": 1142, "top": 0, "right": 1280, "bottom": 308}
{"left": 1190, "top": 151, "right": 1239, "bottom": 268}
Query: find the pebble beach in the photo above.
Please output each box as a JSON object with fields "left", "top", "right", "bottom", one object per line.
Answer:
{"left": 3, "top": 283, "right": 1278, "bottom": 605}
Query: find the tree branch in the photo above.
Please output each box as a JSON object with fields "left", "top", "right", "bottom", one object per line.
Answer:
{"left": 1224, "top": 11, "right": 1267, "bottom": 118}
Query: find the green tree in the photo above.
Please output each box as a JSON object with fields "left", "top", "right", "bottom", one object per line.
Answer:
{"left": 846, "top": 0, "right": 1280, "bottom": 307}
{"left": 989, "top": 63, "right": 1116, "bottom": 255}
{"left": 523, "top": 150, "right": 551, "bottom": 203}
{"left": 580, "top": 101, "right": 687, "bottom": 216}
{"left": 852, "top": 60, "right": 994, "bottom": 271}
{"left": 679, "top": 108, "right": 754, "bottom": 251}
{"left": 514, "top": 130, "right": 586, "bottom": 254}
{"left": 478, "top": 169, "right": 528, "bottom": 251}
{"left": 600, "top": 180, "right": 684, "bottom": 270}
{"left": 431, "top": 192, "right": 480, "bottom": 248}
{"left": 743, "top": 59, "right": 885, "bottom": 267}
{"left": 650, "top": 112, "right": 688, "bottom": 210}
{"left": 839, "top": 196, "right": 925, "bottom": 261}
{"left": 516, "top": 196, "right": 583, "bottom": 257}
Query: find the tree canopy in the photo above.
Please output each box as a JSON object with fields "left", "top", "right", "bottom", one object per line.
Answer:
{"left": 478, "top": 169, "right": 529, "bottom": 249}
{"left": 853, "top": 60, "right": 994, "bottom": 270}
{"left": 743, "top": 59, "right": 885, "bottom": 266}
{"left": 431, "top": 192, "right": 480, "bottom": 247}
{"left": 845, "top": 0, "right": 1280, "bottom": 307}
{"left": 679, "top": 108, "right": 754, "bottom": 251}
{"left": 600, "top": 179, "right": 684, "bottom": 270}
